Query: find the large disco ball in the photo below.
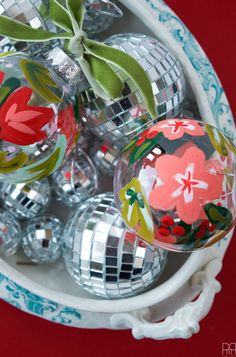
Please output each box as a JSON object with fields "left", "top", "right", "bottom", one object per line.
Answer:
{"left": 114, "top": 119, "right": 236, "bottom": 252}
{"left": 0, "top": 0, "right": 57, "bottom": 55}
{"left": 80, "top": 33, "right": 186, "bottom": 143}
{"left": 0, "top": 53, "right": 80, "bottom": 184}
{"left": 63, "top": 193, "right": 167, "bottom": 299}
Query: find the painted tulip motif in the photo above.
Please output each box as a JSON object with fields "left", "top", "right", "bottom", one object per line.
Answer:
{"left": 0, "top": 86, "right": 54, "bottom": 145}
{"left": 119, "top": 178, "right": 154, "bottom": 244}
{"left": 149, "top": 146, "right": 224, "bottom": 224}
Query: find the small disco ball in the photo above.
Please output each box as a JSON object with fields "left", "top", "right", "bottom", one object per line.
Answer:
{"left": 22, "top": 215, "right": 62, "bottom": 263}
{"left": 90, "top": 138, "right": 122, "bottom": 176}
{"left": 114, "top": 118, "right": 236, "bottom": 252}
{"left": 0, "top": 178, "right": 51, "bottom": 219}
{"left": 63, "top": 193, "right": 167, "bottom": 299}
{"left": 0, "top": 53, "right": 80, "bottom": 184}
{"left": 0, "top": 211, "right": 22, "bottom": 257}
{"left": 0, "top": 0, "right": 58, "bottom": 55}
{"left": 52, "top": 149, "right": 98, "bottom": 206}
{"left": 80, "top": 33, "right": 186, "bottom": 143}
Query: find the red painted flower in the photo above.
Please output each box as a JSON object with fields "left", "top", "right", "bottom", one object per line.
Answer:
{"left": 58, "top": 104, "right": 78, "bottom": 152}
{"left": 136, "top": 128, "right": 159, "bottom": 146}
{"left": 153, "top": 119, "right": 205, "bottom": 140}
{"left": 149, "top": 146, "right": 223, "bottom": 224}
{"left": 0, "top": 87, "right": 54, "bottom": 146}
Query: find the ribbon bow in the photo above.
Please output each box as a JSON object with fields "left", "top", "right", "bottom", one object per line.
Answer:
{"left": 0, "top": 0, "right": 156, "bottom": 118}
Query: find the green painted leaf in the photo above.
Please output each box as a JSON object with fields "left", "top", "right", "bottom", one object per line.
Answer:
{"left": 66, "top": 0, "right": 84, "bottom": 31}
{"left": 85, "top": 53, "right": 124, "bottom": 100}
{"left": 0, "top": 77, "right": 21, "bottom": 105}
{"left": 128, "top": 133, "right": 163, "bottom": 166}
{"left": 204, "top": 203, "right": 233, "bottom": 229}
{"left": 206, "top": 124, "right": 228, "bottom": 156}
{"left": 84, "top": 39, "right": 157, "bottom": 118}
{"left": 0, "top": 151, "right": 28, "bottom": 174}
{"left": 122, "top": 138, "right": 137, "bottom": 153}
{"left": 8, "top": 135, "right": 67, "bottom": 183}
{"left": 20, "top": 59, "right": 62, "bottom": 103}
{"left": 0, "top": 15, "right": 72, "bottom": 41}
{"left": 50, "top": 0, "right": 73, "bottom": 32}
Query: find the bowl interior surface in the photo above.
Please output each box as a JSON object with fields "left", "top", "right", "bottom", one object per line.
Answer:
{"left": 2, "top": 2, "right": 201, "bottom": 306}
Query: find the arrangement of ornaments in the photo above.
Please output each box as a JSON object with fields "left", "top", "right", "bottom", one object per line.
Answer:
{"left": 0, "top": 0, "right": 235, "bottom": 300}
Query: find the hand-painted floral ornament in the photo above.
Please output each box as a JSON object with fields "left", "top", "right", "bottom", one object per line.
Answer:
{"left": 114, "top": 119, "right": 236, "bottom": 251}
{"left": 0, "top": 0, "right": 156, "bottom": 150}
{"left": 0, "top": 54, "right": 79, "bottom": 184}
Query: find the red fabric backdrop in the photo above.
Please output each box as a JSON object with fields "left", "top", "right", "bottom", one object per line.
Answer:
{"left": 0, "top": 1, "right": 235, "bottom": 356}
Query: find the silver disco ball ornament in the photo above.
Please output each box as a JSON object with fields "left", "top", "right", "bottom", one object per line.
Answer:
{"left": 0, "top": 211, "right": 22, "bottom": 257}
{"left": 91, "top": 139, "right": 122, "bottom": 176}
{"left": 80, "top": 33, "right": 186, "bottom": 143}
{"left": 63, "top": 193, "right": 167, "bottom": 299}
{"left": 0, "top": 178, "right": 51, "bottom": 219}
{"left": 0, "top": 0, "right": 57, "bottom": 55}
{"left": 52, "top": 149, "right": 98, "bottom": 206}
{"left": 22, "top": 215, "right": 62, "bottom": 263}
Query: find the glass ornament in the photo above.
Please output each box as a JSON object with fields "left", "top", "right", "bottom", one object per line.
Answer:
{"left": 0, "top": 178, "right": 51, "bottom": 219}
{"left": 0, "top": 211, "right": 22, "bottom": 257}
{"left": 80, "top": 33, "right": 186, "bottom": 143}
{"left": 52, "top": 148, "right": 98, "bottom": 206}
{"left": 113, "top": 119, "right": 236, "bottom": 252}
{"left": 90, "top": 138, "right": 122, "bottom": 176}
{"left": 22, "top": 215, "right": 62, "bottom": 263}
{"left": 63, "top": 193, "right": 167, "bottom": 299}
{"left": 0, "top": 53, "right": 80, "bottom": 184}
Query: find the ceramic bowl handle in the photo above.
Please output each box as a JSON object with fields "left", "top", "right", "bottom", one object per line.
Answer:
{"left": 110, "top": 258, "right": 222, "bottom": 340}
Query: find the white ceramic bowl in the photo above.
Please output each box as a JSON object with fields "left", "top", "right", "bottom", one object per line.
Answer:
{"left": 0, "top": 0, "right": 235, "bottom": 340}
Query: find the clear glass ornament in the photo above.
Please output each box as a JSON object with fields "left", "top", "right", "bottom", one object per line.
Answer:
{"left": 90, "top": 138, "right": 122, "bottom": 176}
{"left": 80, "top": 33, "right": 186, "bottom": 143}
{"left": 63, "top": 193, "right": 168, "bottom": 299}
{"left": 113, "top": 119, "right": 236, "bottom": 252}
{"left": 0, "top": 178, "right": 51, "bottom": 219}
{"left": 0, "top": 53, "right": 80, "bottom": 184}
{"left": 52, "top": 148, "right": 98, "bottom": 206}
{"left": 0, "top": 211, "right": 22, "bottom": 257}
{"left": 22, "top": 215, "right": 62, "bottom": 263}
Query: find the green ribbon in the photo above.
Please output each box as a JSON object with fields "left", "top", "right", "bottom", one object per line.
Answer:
{"left": 126, "top": 188, "right": 145, "bottom": 209}
{"left": 0, "top": 0, "right": 157, "bottom": 118}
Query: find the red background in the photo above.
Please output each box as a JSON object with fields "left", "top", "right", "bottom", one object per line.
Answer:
{"left": 0, "top": 1, "right": 235, "bottom": 356}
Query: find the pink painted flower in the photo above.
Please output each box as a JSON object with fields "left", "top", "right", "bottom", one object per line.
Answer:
{"left": 149, "top": 146, "right": 223, "bottom": 224}
{"left": 153, "top": 119, "right": 205, "bottom": 140}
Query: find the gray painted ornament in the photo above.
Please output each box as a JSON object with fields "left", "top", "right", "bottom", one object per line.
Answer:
{"left": 80, "top": 33, "right": 186, "bottom": 143}
{"left": 63, "top": 193, "right": 167, "bottom": 299}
